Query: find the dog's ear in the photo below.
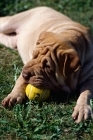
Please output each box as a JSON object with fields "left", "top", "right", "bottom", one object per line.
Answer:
{"left": 62, "top": 50, "right": 82, "bottom": 77}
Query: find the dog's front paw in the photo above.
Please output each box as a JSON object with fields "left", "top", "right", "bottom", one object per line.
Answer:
{"left": 2, "top": 92, "right": 25, "bottom": 108}
{"left": 72, "top": 104, "right": 93, "bottom": 123}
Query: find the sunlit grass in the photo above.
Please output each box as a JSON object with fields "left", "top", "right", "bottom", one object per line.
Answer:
{"left": 0, "top": 0, "right": 93, "bottom": 139}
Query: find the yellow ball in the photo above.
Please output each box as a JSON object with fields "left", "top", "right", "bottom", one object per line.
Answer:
{"left": 25, "top": 84, "right": 50, "bottom": 102}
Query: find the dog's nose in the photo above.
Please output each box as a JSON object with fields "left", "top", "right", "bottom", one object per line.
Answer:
{"left": 22, "top": 71, "right": 31, "bottom": 81}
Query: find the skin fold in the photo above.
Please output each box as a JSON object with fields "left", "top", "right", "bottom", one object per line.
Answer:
{"left": 0, "top": 7, "right": 93, "bottom": 123}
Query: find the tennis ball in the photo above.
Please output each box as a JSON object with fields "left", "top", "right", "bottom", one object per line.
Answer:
{"left": 25, "top": 84, "right": 50, "bottom": 102}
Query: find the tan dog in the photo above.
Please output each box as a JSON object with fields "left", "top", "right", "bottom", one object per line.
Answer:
{"left": 0, "top": 7, "right": 93, "bottom": 123}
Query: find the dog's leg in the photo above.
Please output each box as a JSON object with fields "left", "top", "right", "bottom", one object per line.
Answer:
{"left": 0, "top": 9, "right": 33, "bottom": 33}
{"left": 0, "top": 16, "right": 17, "bottom": 34}
{"left": 0, "top": 10, "right": 32, "bottom": 49}
{"left": 72, "top": 89, "right": 93, "bottom": 123}
{"left": 2, "top": 73, "right": 27, "bottom": 108}
{"left": 0, "top": 33, "right": 17, "bottom": 49}
{"left": 0, "top": 16, "right": 18, "bottom": 48}
{"left": 0, "top": 10, "right": 30, "bottom": 33}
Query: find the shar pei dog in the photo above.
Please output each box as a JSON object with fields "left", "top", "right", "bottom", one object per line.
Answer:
{"left": 0, "top": 7, "right": 93, "bottom": 123}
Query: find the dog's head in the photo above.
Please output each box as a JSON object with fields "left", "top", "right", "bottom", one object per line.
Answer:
{"left": 22, "top": 31, "right": 82, "bottom": 90}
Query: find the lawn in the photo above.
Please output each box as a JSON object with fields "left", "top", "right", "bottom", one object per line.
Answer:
{"left": 0, "top": 0, "right": 93, "bottom": 140}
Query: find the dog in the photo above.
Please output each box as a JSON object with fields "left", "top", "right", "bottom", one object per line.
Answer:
{"left": 0, "top": 7, "right": 93, "bottom": 123}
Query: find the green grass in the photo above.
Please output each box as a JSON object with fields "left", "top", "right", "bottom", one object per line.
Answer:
{"left": 0, "top": 0, "right": 93, "bottom": 139}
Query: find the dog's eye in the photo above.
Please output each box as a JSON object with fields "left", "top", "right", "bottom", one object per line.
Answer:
{"left": 45, "top": 63, "right": 50, "bottom": 68}
{"left": 42, "top": 59, "right": 50, "bottom": 68}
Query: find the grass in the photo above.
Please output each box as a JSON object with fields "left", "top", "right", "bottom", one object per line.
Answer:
{"left": 0, "top": 0, "right": 93, "bottom": 139}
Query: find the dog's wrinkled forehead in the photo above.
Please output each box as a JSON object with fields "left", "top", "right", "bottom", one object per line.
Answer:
{"left": 36, "top": 31, "right": 59, "bottom": 45}
{"left": 32, "top": 31, "right": 61, "bottom": 58}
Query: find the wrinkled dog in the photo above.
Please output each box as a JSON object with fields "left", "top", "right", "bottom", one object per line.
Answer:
{"left": 0, "top": 7, "right": 93, "bottom": 123}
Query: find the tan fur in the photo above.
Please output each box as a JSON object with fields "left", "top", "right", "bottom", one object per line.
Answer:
{"left": 1, "top": 7, "right": 93, "bottom": 123}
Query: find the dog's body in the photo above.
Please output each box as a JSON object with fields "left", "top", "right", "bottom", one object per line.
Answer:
{"left": 1, "top": 7, "right": 93, "bottom": 123}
